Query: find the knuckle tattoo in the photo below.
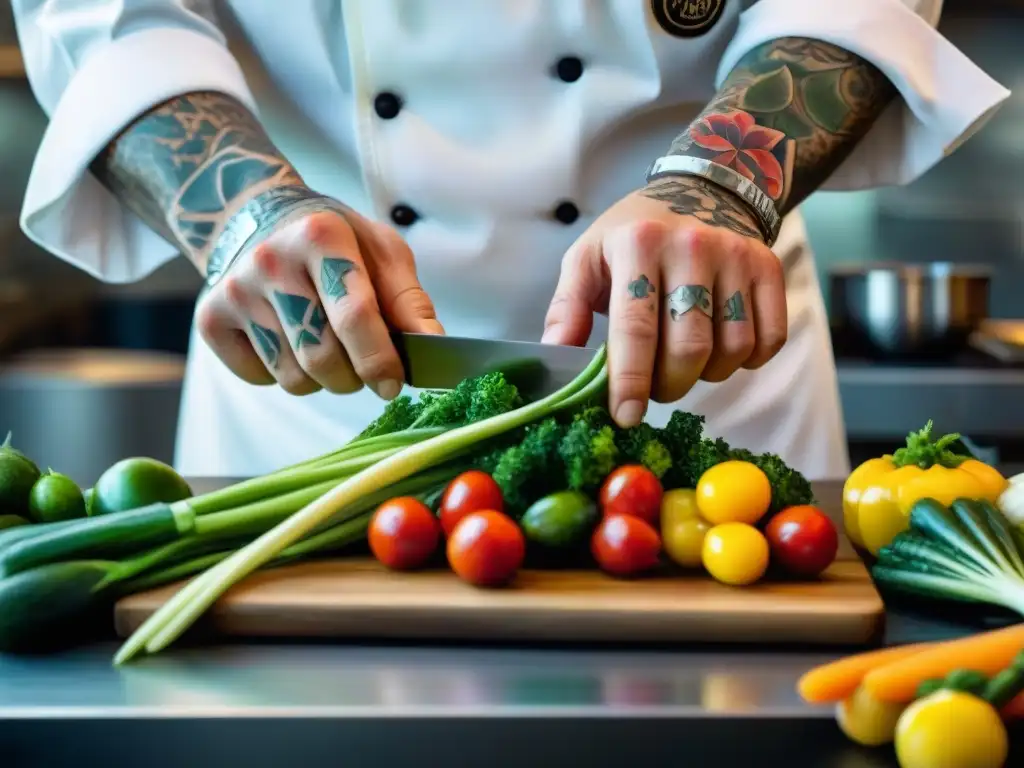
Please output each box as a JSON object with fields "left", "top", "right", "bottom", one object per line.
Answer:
{"left": 665, "top": 284, "right": 713, "bottom": 320}
{"left": 272, "top": 290, "right": 328, "bottom": 350}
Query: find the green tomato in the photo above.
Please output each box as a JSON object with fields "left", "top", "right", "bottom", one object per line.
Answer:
{"left": 520, "top": 490, "right": 598, "bottom": 548}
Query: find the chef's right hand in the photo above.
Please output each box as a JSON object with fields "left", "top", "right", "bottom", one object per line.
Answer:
{"left": 195, "top": 202, "right": 443, "bottom": 399}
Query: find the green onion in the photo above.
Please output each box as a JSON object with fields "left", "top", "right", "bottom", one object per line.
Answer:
{"left": 114, "top": 346, "right": 609, "bottom": 663}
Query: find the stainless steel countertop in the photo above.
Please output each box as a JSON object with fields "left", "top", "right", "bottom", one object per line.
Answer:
{"left": 2, "top": 479, "right": 1019, "bottom": 767}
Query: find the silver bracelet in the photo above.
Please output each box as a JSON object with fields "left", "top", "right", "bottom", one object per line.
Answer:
{"left": 645, "top": 156, "right": 782, "bottom": 247}
{"left": 205, "top": 185, "right": 350, "bottom": 287}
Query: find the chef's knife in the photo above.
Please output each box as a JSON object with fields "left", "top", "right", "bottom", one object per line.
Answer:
{"left": 390, "top": 332, "right": 598, "bottom": 401}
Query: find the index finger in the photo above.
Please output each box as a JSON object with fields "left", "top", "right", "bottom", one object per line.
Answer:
{"left": 605, "top": 223, "right": 666, "bottom": 427}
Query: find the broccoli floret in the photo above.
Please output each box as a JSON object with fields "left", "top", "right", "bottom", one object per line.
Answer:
{"left": 356, "top": 394, "right": 423, "bottom": 439}
{"left": 559, "top": 419, "right": 619, "bottom": 493}
{"left": 466, "top": 371, "right": 524, "bottom": 422}
{"left": 490, "top": 418, "right": 568, "bottom": 515}
{"left": 659, "top": 411, "right": 711, "bottom": 488}
{"left": 615, "top": 423, "right": 672, "bottom": 480}
{"left": 744, "top": 451, "right": 814, "bottom": 514}
{"left": 412, "top": 371, "right": 523, "bottom": 428}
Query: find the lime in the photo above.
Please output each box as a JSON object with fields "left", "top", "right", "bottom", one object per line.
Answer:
{"left": 28, "top": 471, "right": 87, "bottom": 523}
{"left": 91, "top": 457, "right": 193, "bottom": 516}
{"left": 0, "top": 432, "right": 42, "bottom": 517}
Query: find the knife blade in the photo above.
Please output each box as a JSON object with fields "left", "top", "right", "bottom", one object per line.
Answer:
{"left": 390, "top": 332, "right": 597, "bottom": 401}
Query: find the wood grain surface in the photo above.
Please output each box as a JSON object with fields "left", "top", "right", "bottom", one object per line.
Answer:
{"left": 115, "top": 481, "right": 885, "bottom": 646}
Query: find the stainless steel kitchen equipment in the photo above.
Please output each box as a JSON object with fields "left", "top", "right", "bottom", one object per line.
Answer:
{"left": 0, "top": 348, "right": 185, "bottom": 487}
{"left": 392, "top": 332, "right": 597, "bottom": 400}
{"left": 829, "top": 263, "right": 991, "bottom": 359}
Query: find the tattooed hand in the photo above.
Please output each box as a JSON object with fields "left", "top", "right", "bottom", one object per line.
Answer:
{"left": 542, "top": 180, "right": 786, "bottom": 427}
{"left": 195, "top": 196, "right": 443, "bottom": 398}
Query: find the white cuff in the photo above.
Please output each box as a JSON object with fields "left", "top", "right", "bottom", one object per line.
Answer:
{"left": 716, "top": 0, "right": 1011, "bottom": 190}
{"left": 20, "top": 27, "right": 258, "bottom": 284}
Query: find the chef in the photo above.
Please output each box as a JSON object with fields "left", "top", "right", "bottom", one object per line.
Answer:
{"left": 12, "top": 1, "right": 1009, "bottom": 481}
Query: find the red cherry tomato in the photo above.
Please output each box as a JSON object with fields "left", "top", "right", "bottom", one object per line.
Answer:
{"left": 438, "top": 470, "right": 504, "bottom": 536}
{"left": 369, "top": 497, "right": 440, "bottom": 571}
{"left": 599, "top": 465, "right": 663, "bottom": 525}
{"left": 765, "top": 505, "right": 839, "bottom": 577}
{"left": 591, "top": 514, "right": 661, "bottom": 577}
{"left": 447, "top": 510, "right": 525, "bottom": 587}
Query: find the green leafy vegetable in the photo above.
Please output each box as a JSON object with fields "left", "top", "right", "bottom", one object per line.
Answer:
{"left": 873, "top": 498, "right": 1024, "bottom": 616}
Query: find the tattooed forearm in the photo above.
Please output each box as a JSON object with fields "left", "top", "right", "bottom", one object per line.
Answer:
{"left": 90, "top": 91, "right": 302, "bottom": 271}
{"left": 644, "top": 37, "right": 897, "bottom": 230}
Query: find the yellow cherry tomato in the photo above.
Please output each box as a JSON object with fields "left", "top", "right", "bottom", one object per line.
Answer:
{"left": 663, "top": 518, "right": 711, "bottom": 568}
{"left": 702, "top": 523, "right": 769, "bottom": 586}
{"left": 895, "top": 690, "right": 1008, "bottom": 768}
{"left": 661, "top": 488, "right": 701, "bottom": 528}
{"left": 695, "top": 461, "right": 772, "bottom": 526}
{"left": 835, "top": 684, "right": 906, "bottom": 747}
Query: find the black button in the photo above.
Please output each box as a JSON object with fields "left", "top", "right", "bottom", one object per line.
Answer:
{"left": 554, "top": 56, "right": 584, "bottom": 83}
{"left": 390, "top": 204, "right": 419, "bottom": 227}
{"left": 553, "top": 201, "right": 580, "bottom": 225}
{"left": 374, "top": 92, "right": 402, "bottom": 120}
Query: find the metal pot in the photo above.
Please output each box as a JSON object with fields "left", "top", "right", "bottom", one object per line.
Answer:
{"left": 829, "top": 263, "right": 991, "bottom": 359}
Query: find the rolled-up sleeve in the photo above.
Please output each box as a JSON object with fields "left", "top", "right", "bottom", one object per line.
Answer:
{"left": 717, "top": 0, "right": 1011, "bottom": 189}
{"left": 12, "top": 0, "right": 258, "bottom": 282}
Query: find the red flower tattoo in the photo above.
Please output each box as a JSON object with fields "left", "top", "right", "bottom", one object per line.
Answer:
{"left": 690, "top": 111, "right": 786, "bottom": 200}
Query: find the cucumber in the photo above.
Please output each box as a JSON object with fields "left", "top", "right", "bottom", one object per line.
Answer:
{"left": 0, "top": 560, "right": 115, "bottom": 652}
{"left": 521, "top": 491, "right": 598, "bottom": 548}
{"left": 0, "top": 515, "right": 92, "bottom": 551}
{"left": 0, "top": 514, "right": 30, "bottom": 531}
{"left": 0, "top": 503, "right": 182, "bottom": 578}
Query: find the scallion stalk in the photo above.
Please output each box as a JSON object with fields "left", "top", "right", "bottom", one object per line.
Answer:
{"left": 114, "top": 347, "right": 608, "bottom": 663}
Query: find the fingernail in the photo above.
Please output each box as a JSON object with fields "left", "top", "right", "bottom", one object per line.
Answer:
{"left": 615, "top": 400, "right": 645, "bottom": 427}
{"left": 376, "top": 379, "right": 403, "bottom": 400}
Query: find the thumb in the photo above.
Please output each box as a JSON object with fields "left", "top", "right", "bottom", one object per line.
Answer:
{"left": 541, "top": 246, "right": 599, "bottom": 346}
{"left": 355, "top": 219, "right": 445, "bottom": 336}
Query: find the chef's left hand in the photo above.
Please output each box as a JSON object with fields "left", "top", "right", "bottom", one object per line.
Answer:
{"left": 541, "top": 178, "right": 788, "bottom": 427}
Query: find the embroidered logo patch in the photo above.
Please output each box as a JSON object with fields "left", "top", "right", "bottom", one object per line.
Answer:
{"left": 651, "top": 0, "right": 726, "bottom": 38}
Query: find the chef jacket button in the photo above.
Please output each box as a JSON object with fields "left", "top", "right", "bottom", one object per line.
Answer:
{"left": 553, "top": 201, "right": 580, "bottom": 225}
{"left": 554, "top": 56, "right": 584, "bottom": 83}
{"left": 374, "top": 92, "right": 403, "bottom": 120}
{"left": 390, "top": 204, "right": 419, "bottom": 227}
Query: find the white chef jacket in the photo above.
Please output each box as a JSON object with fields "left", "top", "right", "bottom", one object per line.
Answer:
{"left": 12, "top": 0, "right": 1010, "bottom": 481}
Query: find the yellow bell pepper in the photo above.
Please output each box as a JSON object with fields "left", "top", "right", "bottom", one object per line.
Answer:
{"left": 842, "top": 422, "right": 1007, "bottom": 556}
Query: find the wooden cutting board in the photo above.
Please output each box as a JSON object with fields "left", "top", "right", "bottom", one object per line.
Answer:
{"left": 115, "top": 480, "right": 885, "bottom": 646}
{"left": 115, "top": 554, "right": 884, "bottom": 646}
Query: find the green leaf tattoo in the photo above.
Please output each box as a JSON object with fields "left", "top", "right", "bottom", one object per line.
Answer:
{"left": 272, "top": 290, "right": 326, "bottom": 350}
{"left": 250, "top": 322, "right": 282, "bottom": 369}
{"left": 627, "top": 274, "right": 655, "bottom": 299}
{"left": 321, "top": 257, "right": 356, "bottom": 301}
{"left": 723, "top": 291, "right": 748, "bottom": 322}
{"left": 661, "top": 37, "right": 897, "bottom": 213}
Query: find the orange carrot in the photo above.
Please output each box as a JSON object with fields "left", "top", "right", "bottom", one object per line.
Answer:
{"left": 863, "top": 624, "right": 1024, "bottom": 704}
{"left": 797, "top": 642, "right": 934, "bottom": 704}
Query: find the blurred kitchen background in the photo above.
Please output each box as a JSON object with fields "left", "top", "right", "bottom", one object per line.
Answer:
{"left": 2, "top": 2, "right": 1024, "bottom": 485}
